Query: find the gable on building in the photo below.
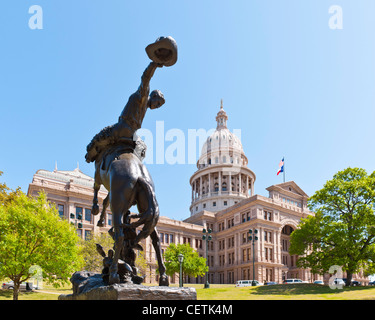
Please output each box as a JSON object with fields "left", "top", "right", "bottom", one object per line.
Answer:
{"left": 266, "top": 181, "right": 309, "bottom": 209}
{"left": 267, "top": 181, "right": 308, "bottom": 197}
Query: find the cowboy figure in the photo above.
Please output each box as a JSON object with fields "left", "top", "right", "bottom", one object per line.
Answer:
{"left": 85, "top": 63, "right": 165, "bottom": 163}
{"left": 85, "top": 36, "right": 177, "bottom": 163}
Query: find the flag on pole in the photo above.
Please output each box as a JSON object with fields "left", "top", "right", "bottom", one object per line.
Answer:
{"left": 277, "top": 158, "right": 284, "bottom": 176}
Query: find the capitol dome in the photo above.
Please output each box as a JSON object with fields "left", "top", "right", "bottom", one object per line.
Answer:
{"left": 198, "top": 101, "right": 247, "bottom": 170}
{"left": 189, "top": 101, "right": 256, "bottom": 215}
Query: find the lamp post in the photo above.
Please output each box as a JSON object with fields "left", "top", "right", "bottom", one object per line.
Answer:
{"left": 70, "top": 212, "right": 83, "bottom": 230}
{"left": 248, "top": 228, "right": 258, "bottom": 286}
{"left": 202, "top": 228, "right": 212, "bottom": 289}
{"left": 178, "top": 253, "right": 184, "bottom": 287}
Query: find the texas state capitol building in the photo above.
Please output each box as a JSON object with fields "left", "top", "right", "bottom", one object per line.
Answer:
{"left": 28, "top": 103, "right": 326, "bottom": 285}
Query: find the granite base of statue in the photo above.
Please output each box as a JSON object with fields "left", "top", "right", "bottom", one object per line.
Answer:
{"left": 58, "top": 271, "right": 197, "bottom": 301}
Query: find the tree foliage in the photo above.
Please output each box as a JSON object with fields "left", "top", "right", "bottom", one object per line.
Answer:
{"left": 0, "top": 184, "right": 84, "bottom": 299}
{"left": 0, "top": 171, "right": 8, "bottom": 201}
{"left": 80, "top": 232, "right": 148, "bottom": 276}
{"left": 80, "top": 232, "right": 114, "bottom": 272}
{"left": 163, "top": 243, "right": 208, "bottom": 279}
{"left": 135, "top": 249, "right": 148, "bottom": 277}
{"left": 290, "top": 167, "right": 375, "bottom": 285}
{"left": 0, "top": 171, "right": 22, "bottom": 206}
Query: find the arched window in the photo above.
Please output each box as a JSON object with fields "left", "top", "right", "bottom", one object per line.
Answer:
{"left": 222, "top": 182, "right": 227, "bottom": 191}
{"left": 214, "top": 183, "right": 219, "bottom": 192}
{"left": 282, "top": 225, "right": 294, "bottom": 235}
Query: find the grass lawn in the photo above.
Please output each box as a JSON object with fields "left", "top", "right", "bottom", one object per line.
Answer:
{"left": 194, "top": 283, "right": 375, "bottom": 300}
{"left": 1, "top": 282, "right": 375, "bottom": 300}
{"left": 0, "top": 283, "right": 73, "bottom": 300}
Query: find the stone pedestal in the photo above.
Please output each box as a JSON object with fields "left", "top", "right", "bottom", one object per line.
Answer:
{"left": 58, "top": 271, "right": 197, "bottom": 300}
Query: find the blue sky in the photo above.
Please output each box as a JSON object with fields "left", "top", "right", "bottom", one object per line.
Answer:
{"left": 1, "top": 0, "right": 375, "bottom": 221}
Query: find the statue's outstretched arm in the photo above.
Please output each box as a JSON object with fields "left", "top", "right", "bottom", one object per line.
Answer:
{"left": 138, "top": 62, "right": 161, "bottom": 97}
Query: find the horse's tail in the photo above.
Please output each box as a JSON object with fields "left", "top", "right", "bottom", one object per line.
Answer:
{"left": 129, "top": 177, "right": 159, "bottom": 228}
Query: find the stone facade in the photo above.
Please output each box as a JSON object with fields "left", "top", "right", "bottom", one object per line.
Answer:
{"left": 27, "top": 167, "right": 112, "bottom": 240}
{"left": 183, "top": 181, "right": 319, "bottom": 284}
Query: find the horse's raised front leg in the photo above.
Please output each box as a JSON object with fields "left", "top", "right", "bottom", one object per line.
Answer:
{"left": 92, "top": 166, "right": 102, "bottom": 216}
{"left": 150, "top": 228, "right": 169, "bottom": 286}
{"left": 92, "top": 182, "right": 100, "bottom": 216}
{"left": 97, "top": 194, "right": 109, "bottom": 227}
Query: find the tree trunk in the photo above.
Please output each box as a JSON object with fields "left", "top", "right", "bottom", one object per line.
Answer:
{"left": 346, "top": 272, "right": 353, "bottom": 287}
{"left": 13, "top": 282, "right": 19, "bottom": 300}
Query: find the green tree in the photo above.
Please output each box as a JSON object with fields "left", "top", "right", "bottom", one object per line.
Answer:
{"left": 0, "top": 171, "right": 8, "bottom": 197}
{"left": 0, "top": 190, "right": 84, "bottom": 300}
{"left": 80, "top": 232, "right": 114, "bottom": 272}
{"left": 80, "top": 232, "right": 148, "bottom": 276}
{"left": 290, "top": 167, "right": 375, "bottom": 286}
{"left": 135, "top": 249, "right": 148, "bottom": 277}
{"left": 0, "top": 171, "right": 21, "bottom": 206}
{"left": 163, "top": 243, "right": 208, "bottom": 281}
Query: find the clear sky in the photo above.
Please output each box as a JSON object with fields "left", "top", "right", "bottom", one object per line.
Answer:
{"left": 1, "top": 0, "right": 375, "bottom": 221}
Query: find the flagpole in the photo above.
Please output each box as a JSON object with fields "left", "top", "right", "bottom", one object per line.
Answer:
{"left": 283, "top": 156, "right": 285, "bottom": 183}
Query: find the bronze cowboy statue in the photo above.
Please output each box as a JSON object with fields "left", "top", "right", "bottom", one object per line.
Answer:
{"left": 85, "top": 36, "right": 177, "bottom": 286}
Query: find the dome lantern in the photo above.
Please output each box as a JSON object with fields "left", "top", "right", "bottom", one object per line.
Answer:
{"left": 216, "top": 99, "right": 228, "bottom": 130}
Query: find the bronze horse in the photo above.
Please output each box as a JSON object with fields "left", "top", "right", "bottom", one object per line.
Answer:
{"left": 93, "top": 142, "right": 168, "bottom": 285}
{"left": 85, "top": 37, "right": 177, "bottom": 286}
